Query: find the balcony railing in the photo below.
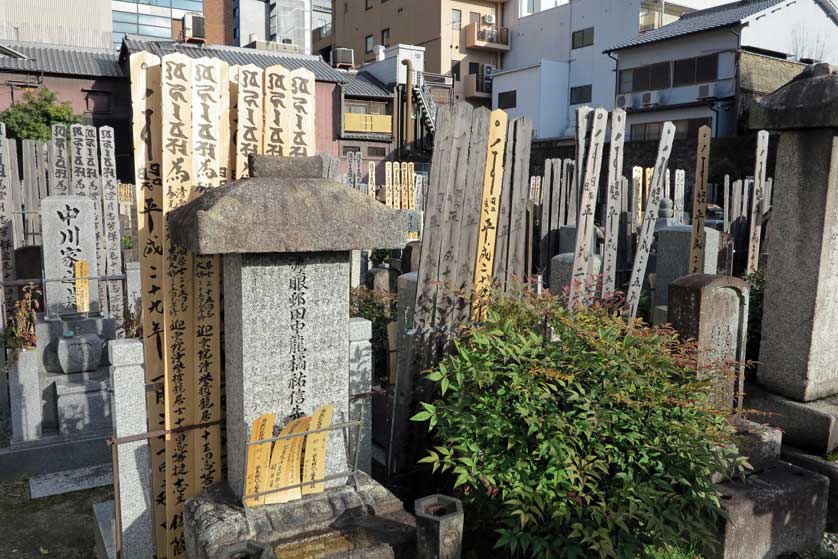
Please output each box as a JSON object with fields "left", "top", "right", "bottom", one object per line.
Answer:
{"left": 344, "top": 113, "right": 393, "bottom": 134}
{"left": 313, "top": 23, "right": 333, "bottom": 42}
{"left": 464, "top": 22, "right": 510, "bottom": 52}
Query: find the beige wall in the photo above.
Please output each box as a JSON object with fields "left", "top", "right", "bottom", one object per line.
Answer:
{"left": 333, "top": 0, "right": 503, "bottom": 102}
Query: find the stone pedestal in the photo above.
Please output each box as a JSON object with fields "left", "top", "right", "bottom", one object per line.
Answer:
{"left": 653, "top": 226, "right": 719, "bottom": 309}
{"left": 549, "top": 253, "right": 602, "bottom": 294}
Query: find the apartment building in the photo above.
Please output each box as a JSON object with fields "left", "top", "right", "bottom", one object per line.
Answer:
{"left": 605, "top": 0, "right": 838, "bottom": 141}
{"left": 233, "top": 0, "right": 328, "bottom": 53}
{"left": 112, "top": 0, "right": 207, "bottom": 48}
{"left": 327, "top": 0, "right": 508, "bottom": 104}
{"left": 491, "top": 0, "right": 695, "bottom": 139}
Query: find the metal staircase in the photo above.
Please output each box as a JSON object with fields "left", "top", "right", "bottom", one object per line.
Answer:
{"left": 413, "top": 72, "right": 438, "bottom": 134}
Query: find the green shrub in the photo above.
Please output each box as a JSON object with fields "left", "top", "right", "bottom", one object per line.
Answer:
{"left": 413, "top": 294, "right": 744, "bottom": 558}
{"left": 350, "top": 286, "right": 397, "bottom": 385}
{"left": 742, "top": 269, "right": 765, "bottom": 364}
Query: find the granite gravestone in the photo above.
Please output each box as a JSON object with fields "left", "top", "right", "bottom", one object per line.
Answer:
{"left": 41, "top": 196, "right": 100, "bottom": 316}
{"left": 668, "top": 275, "right": 749, "bottom": 411}
{"left": 167, "top": 166, "right": 408, "bottom": 500}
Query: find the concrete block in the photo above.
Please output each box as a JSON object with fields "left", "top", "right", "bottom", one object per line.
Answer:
{"left": 9, "top": 349, "right": 42, "bottom": 442}
{"left": 712, "top": 460, "right": 828, "bottom": 559}
{"left": 782, "top": 446, "right": 838, "bottom": 532}
{"left": 733, "top": 417, "right": 782, "bottom": 472}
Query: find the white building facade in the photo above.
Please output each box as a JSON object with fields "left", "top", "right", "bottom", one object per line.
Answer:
{"left": 606, "top": 0, "right": 838, "bottom": 141}
{"left": 235, "top": 0, "right": 324, "bottom": 53}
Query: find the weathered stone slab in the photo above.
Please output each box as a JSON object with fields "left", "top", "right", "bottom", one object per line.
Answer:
{"left": 41, "top": 196, "right": 100, "bottom": 315}
{"left": 125, "top": 262, "right": 141, "bottom": 319}
{"left": 167, "top": 177, "right": 408, "bottom": 255}
{"left": 55, "top": 372, "right": 113, "bottom": 435}
{"left": 29, "top": 462, "right": 112, "bottom": 499}
{"left": 0, "top": 430, "right": 111, "bottom": 481}
{"left": 9, "top": 349, "right": 42, "bottom": 442}
{"left": 782, "top": 446, "right": 838, "bottom": 532}
{"left": 549, "top": 253, "right": 601, "bottom": 295}
{"left": 248, "top": 153, "right": 339, "bottom": 180}
{"left": 654, "top": 227, "right": 719, "bottom": 309}
{"left": 350, "top": 318, "right": 373, "bottom": 475}
{"left": 731, "top": 417, "right": 781, "bottom": 472}
{"left": 712, "top": 460, "right": 828, "bottom": 559}
{"left": 745, "top": 382, "right": 838, "bottom": 455}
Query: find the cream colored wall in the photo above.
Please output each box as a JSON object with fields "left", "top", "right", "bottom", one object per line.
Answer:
{"left": 442, "top": 0, "right": 501, "bottom": 102}
{"left": 0, "top": 0, "right": 112, "bottom": 49}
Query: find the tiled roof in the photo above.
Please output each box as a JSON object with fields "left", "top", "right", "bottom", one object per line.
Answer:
{"left": 605, "top": 0, "right": 788, "bottom": 52}
{"left": 344, "top": 71, "right": 392, "bottom": 98}
{"left": 0, "top": 40, "right": 124, "bottom": 78}
{"left": 120, "top": 37, "right": 347, "bottom": 83}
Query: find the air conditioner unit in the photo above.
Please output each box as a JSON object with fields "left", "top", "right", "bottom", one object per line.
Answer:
{"left": 483, "top": 13, "right": 496, "bottom": 25}
{"left": 482, "top": 64, "right": 496, "bottom": 90}
{"left": 641, "top": 90, "right": 661, "bottom": 106}
{"left": 183, "top": 13, "right": 206, "bottom": 43}
{"left": 332, "top": 47, "right": 355, "bottom": 68}
{"left": 697, "top": 83, "right": 717, "bottom": 99}
{"left": 616, "top": 94, "right": 633, "bottom": 109}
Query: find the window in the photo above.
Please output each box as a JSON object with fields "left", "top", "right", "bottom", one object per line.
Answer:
{"left": 673, "top": 54, "right": 718, "bottom": 86}
{"left": 368, "top": 146, "right": 387, "bottom": 157}
{"left": 85, "top": 91, "right": 112, "bottom": 114}
{"left": 673, "top": 117, "right": 712, "bottom": 140}
{"left": 342, "top": 145, "right": 361, "bottom": 156}
{"left": 631, "top": 121, "right": 666, "bottom": 141}
{"left": 468, "top": 62, "right": 480, "bottom": 75}
{"left": 470, "top": 11, "right": 480, "bottom": 25}
{"left": 381, "top": 28, "right": 390, "bottom": 46}
{"left": 365, "top": 34, "right": 374, "bottom": 53}
{"left": 451, "top": 9, "right": 462, "bottom": 29}
{"left": 571, "top": 27, "right": 594, "bottom": 49}
{"left": 366, "top": 0, "right": 373, "bottom": 9}
{"left": 569, "top": 84, "right": 592, "bottom": 105}
{"left": 346, "top": 100, "right": 386, "bottom": 115}
{"left": 629, "top": 61, "right": 671, "bottom": 92}
{"left": 451, "top": 61, "right": 461, "bottom": 81}
{"left": 619, "top": 69, "right": 633, "bottom": 94}
{"left": 498, "top": 90, "right": 517, "bottom": 109}
{"left": 524, "top": 0, "right": 541, "bottom": 15}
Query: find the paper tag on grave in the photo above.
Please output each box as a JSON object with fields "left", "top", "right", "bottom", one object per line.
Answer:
{"left": 301, "top": 405, "right": 334, "bottom": 496}
{"left": 264, "top": 416, "right": 310, "bottom": 505}
{"left": 74, "top": 259, "right": 90, "bottom": 313}
{"left": 244, "top": 412, "right": 275, "bottom": 507}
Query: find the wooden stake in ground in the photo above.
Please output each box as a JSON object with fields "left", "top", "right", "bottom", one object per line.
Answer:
{"left": 263, "top": 64, "right": 291, "bottom": 156}
{"left": 287, "top": 68, "right": 316, "bottom": 157}
{"left": 235, "top": 65, "right": 264, "bottom": 179}
{"left": 470, "top": 109, "right": 508, "bottom": 322}
{"left": 568, "top": 108, "right": 608, "bottom": 308}
{"left": 625, "top": 122, "right": 676, "bottom": 319}
{"left": 392, "top": 160, "right": 401, "bottom": 209}
{"left": 384, "top": 161, "right": 393, "bottom": 207}
{"left": 368, "top": 161, "right": 376, "bottom": 199}
{"left": 160, "top": 52, "right": 196, "bottom": 558}
{"left": 191, "top": 57, "right": 225, "bottom": 493}
{"left": 674, "top": 169, "right": 685, "bottom": 221}
{"left": 723, "top": 174, "right": 731, "bottom": 234}
{"left": 688, "top": 125, "right": 712, "bottom": 274}
{"left": 301, "top": 405, "right": 334, "bottom": 496}
{"left": 601, "top": 108, "right": 626, "bottom": 300}
{"left": 747, "top": 130, "right": 769, "bottom": 274}
{"left": 244, "top": 413, "right": 275, "bottom": 507}
{"left": 129, "top": 51, "right": 168, "bottom": 557}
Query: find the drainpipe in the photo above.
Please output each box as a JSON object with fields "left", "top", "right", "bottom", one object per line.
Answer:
{"left": 402, "top": 59, "right": 415, "bottom": 148}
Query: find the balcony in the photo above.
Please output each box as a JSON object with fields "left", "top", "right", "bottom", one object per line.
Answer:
{"left": 463, "top": 22, "right": 510, "bottom": 52}
{"left": 344, "top": 113, "right": 393, "bottom": 135}
{"left": 464, "top": 73, "right": 492, "bottom": 101}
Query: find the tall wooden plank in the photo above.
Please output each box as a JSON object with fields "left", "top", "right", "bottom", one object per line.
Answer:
{"left": 191, "top": 57, "right": 225, "bottom": 496}
{"left": 572, "top": 107, "right": 592, "bottom": 224}
{"left": 384, "top": 161, "right": 393, "bottom": 207}
{"left": 49, "top": 124, "right": 70, "bottom": 195}
{"left": 559, "top": 159, "right": 572, "bottom": 228}
{"left": 507, "top": 118, "right": 534, "bottom": 284}
{"left": 22, "top": 140, "right": 37, "bottom": 245}
{"left": 470, "top": 109, "right": 508, "bottom": 322}
{"left": 538, "top": 158, "right": 553, "bottom": 273}
{"left": 747, "top": 130, "right": 769, "bottom": 274}
{"left": 401, "top": 162, "right": 410, "bottom": 210}
{"left": 764, "top": 177, "right": 773, "bottom": 215}
{"left": 568, "top": 108, "right": 608, "bottom": 307}
{"left": 226, "top": 65, "right": 239, "bottom": 181}
{"left": 688, "top": 125, "right": 711, "bottom": 274}
{"left": 493, "top": 116, "right": 518, "bottom": 291}
{"left": 408, "top": 162, "right": 416, "bottom": 209}
{"left": 0, "top": 124, "right": 17, "bottom": 309}
{"left": 161, "top": 52, "right": 196, "bottom": 559}
{"left": 392, "top": 160, "right": 401, "bottom": 209}
{"left": 82, "top": 125, "right": 108, "bottom": 310}
{"left": 674, "top": 169, "right": 686, "bottom": 222}
{"left": 129, "top": 51, "right": 168, "bottom": 557}
{"left": 287, "top": 68, "right": 316, "bottom": 156}
{"left": 625, "top": 122, "right": 676, "bottom": 319}
{"left": 741, "top": 178, "right": 751, "bottom": 219}
{"left": 414, "top": 107, "right": 453, "bottom": 327}
{"left": 7, "top": 140, "right": 24, "bottom": 250}
{"left": 602, "top": 108, "right": 626, "bottom": 300}
{"left": 263, "top": 64, "right": 291, "bottom": 156}
{"left": 433, "top": 104, "right": 474, "bottom": 327}
{"left": 235, "top": 65, "right": 264, "bottom": 179}
{"left": 732, "top": 179, "right": 742, "bottom": 223}
{"left": 453, "top": 107, "right": 489, "bottom": 325}
{"left": 98, "top": 126, "right": 124, "bottom": 330}
{"left": 368, "top": 161, "right": 377, "bottom": 199}
{"left": 723, "top": 174, "right": 731, "bottom": 234}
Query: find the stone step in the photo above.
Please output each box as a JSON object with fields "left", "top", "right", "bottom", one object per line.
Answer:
{"left": 29, "top": 462, "right": 112, "bottom": 499}
{"left": 0, "top": 430, "right": 111, "bottom": 481}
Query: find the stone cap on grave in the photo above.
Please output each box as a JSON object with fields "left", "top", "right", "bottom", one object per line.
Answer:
{"left": 247, "top": 153, "right": 339, "bottom": 180}
{"left": 750, "top": 63, "right": 838, "bottom": 130}
{"left": 167, "top": 175, "right": 409, "bottom": 255}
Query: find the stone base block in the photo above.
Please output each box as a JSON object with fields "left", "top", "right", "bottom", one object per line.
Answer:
{"left": 782, "top": 446, "right": 838, "bottom": 532}
{"left": 0, "top": 430, "right": 111, "bottom": 481}
{"left": 744, "top": 382, "right": 838, "bottom": 454}
{"left": 184, "top": 473, "right": 415, "bottom": 559}
{"left": 54, "top": 369, "right": 113, "bottom": 435}
{"left": 732, "top": 417, "right": 782, "bottom": 472}
{"left": 35, "top": 314, "right": 116, "bottom": 374}
{"left": 712, "top": 460, "right": 828, "bottom": 559}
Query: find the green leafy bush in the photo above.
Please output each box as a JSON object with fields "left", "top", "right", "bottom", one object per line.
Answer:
{"left": 351, "top": 286, "right": 397, "bottom": 385}
{"left": 413, "top": 294, "right": 744, "bottom": 558}
{"left": 0, "top": 88, "right": 80, "bottom": 141}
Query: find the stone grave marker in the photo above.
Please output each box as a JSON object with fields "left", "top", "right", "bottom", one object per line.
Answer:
{"left": 41, "top": 196, "right": 100, "bottom": 315}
